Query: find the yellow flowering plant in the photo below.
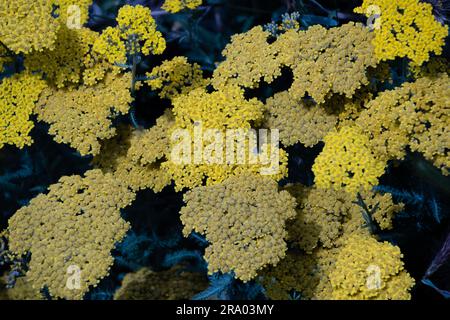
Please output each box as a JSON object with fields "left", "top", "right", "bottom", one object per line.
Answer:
{"left": 162, "top": 0, "right": 203, "bottom": 14}
{"left": 93, "top": 5, "right": 166, "bottom": 66}
{"left": 1, "top": 1, "right": 449, "bottom": 301}
{"left": 354, "top": 0, "right": 448, "bottom": 66}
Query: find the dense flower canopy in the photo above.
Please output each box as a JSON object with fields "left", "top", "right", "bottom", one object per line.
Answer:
{"left": 0, "top": 0, "right": 448, "bottom": 302}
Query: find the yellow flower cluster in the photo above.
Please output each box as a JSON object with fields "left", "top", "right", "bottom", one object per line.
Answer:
{"left": 93, "top": 111, "right": 174, "bottom": 193}
{"left": 146, "top": 56, "right": 208, "bottom": 99}
{"left": 263, "top": 91, "right": 338, "bottom": 147}
{"left": 0, "top": 1, "right": 93, "bottom": 54}
{"left": 93, "top": 5, "right": 166, "bottom": 65}
{"left": 172, "top": 86, "right": 263, "bottom": 129}
{"left": 25, "top": 26, "right": 111, "bottom": 88}
{"left": 180, "top": 173, "right": 297, "bottom": 281}
{"left": 356, "top": 73, "right": 450, "bottom": 175}
{"left": 35, "top": 73, "right": 132, "bottom": 156}
{"left": 0, "top": 73, "right": 47, "bottom": 150}
{"left": 163, "top": 85, "right": 288, "bottom": 191}
{"left": 162, "top": 0, "right": 203, "bottom": 13}
{"left": 54, "top": 0, "right": 93, "bottom": 27}
{"left": 262, "top": 232, "right": 414, "bottom": 300}
{"left": 285, "top": 184, "right": 403, "bottom": 253}
{"left": 213, "top": 23, "right": 378, "bottom": 104}
{"left": 261, "top": 183, "right": 407, "bottom": 301}
{"left": 212, "top": 26, "right": 282, "bottom": 89}
{"left": 334, "top": 89, "right": 375, "bottom": 128}
{"left": 0, "top": 0, "right": 59, "bottom": 54}
{"left": 354, "top": 0, "right": 448, "bottom": 66}
{"left": 128, "top": 110, "right": 174, "bottom": 166}
{"left": 329, "top": 234, "right": 415, "bottom": 300}
{"left": 93, "top": 27, "right": 127, "bottom": 65}
{"left": 114, "top": 265, "right": 208, "bottom": 300}
{"left": 312, "top": 126, "right": 386, "bottom": 194}
{"left": 164, "top": 140, "right": 288, "bottom": 192}
{"left": 7, "top": 169, "right": 135, "bottom": 300}
{"left": 3, "top": 3, "right": 438, "bottom": 301}
{"left": 0, "top": 276, "right": 43, "bottom": 300}
{"left": 279, "top": 22, "right": 378, "bottom": 103}
{"left": 260, "top": 249, "right": 337, "bottom": 300}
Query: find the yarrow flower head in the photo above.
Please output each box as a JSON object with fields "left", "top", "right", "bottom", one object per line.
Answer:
{"left": 356, "top": 73, "right": 450, "bottom": 176}
{"left": 25, "top": 26, "right": 112, "bottom": 88}
{"left": 0, "top": 1, "right": 93, "bottom": 54}
{"left": 329, "top": 234, "right": 415, "bottom": 300}
{"left": 145, "top": 56, "right": 208, "bottom": 100}
{"left": 162, "top": 0, "right": 203, "bottom": 14}
{"left": 180, "top": 173, "right": 297, "bottom": 281}
{"left": 35, "top": 73, "right": 133, "bottom": 156}
{"left": 312, "top": 126, "right": 386, "bottom": 195}
{"left": 354, "top": 0, "right": 448, "bottom": 65}
{"left": 162, "top": 86, "right": 288, "bottom": 191}
{"left": 7, "top": 170, "right": 135, "bottom": 300}
{"left": 0, "top": 73, "right": 47, "bottom": 150}
{"left": 54, "top": 0, "right": 93, "bottom": 27}
{"left": 93, "top": 5, "right": 166, "bottom": 65}
{"left": 213, "top": 22, "right": 378, "bottom": 104}
{"left": 0, "top": 0, "right": 60, "bottom": 54}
